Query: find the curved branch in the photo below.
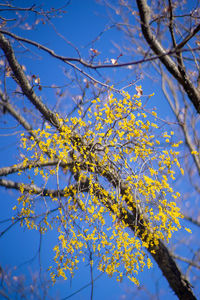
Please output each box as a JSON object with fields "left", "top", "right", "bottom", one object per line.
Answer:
{"left": 0, "top": 29, "right": 199, "bottom": 70}
{"left": 0, "top": 32, "right": 60, "bottom": 128}
{"left": 136, "top": 0, "right": 200, "bottom": 113}
{"left": 0, "top": 90, "right": 35, "bottom": 133}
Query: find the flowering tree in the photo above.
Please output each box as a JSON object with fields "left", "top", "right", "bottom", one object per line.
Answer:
{"left": 102, "top": 0, "right": 200, "bottom": 297}
{"left": 0, "top": 1, "right": 199, "bottom": 299}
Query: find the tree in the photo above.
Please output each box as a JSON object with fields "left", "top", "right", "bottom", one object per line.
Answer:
{"left": 102, "top": 1, "right": 200, "bottom": 297}
{"left": 0, "top": 1, "right": 199, "bottom": 299}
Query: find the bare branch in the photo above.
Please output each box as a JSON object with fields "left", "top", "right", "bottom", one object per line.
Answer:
{"left": 160, "top": 70, "right": 200, "bottom": 176}
{"left": 176, "top": 23, "right": 200, "bottom": 50}
{"left": 136, "top": 0, "right": 200, "bottom": 113}
{"left": 184, "top": 215, "right": 200, "bottom": 228}
{"left": 0, "top": 89, "right": 34, "bottom": 133}
{"left": 168, "top": 0, "right": 186, "bottom": 78}
{"left": 0, "top": 29, "right": 199, "bottom": 70}
{"left": 0, "top": 32, "right": 60, "bottom": 128}
{"left": 173, "top": 254, "right": 200, "bottom": 270}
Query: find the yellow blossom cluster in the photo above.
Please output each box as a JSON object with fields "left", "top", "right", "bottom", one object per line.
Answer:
{"left": 16, "top": 90, "right": 186, "bottom": 285}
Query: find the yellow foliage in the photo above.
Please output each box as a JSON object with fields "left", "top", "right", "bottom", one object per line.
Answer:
{"left": 15, "top": 89, "right": 187, "bottom": 285}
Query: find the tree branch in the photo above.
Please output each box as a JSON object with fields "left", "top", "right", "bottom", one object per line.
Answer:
{"left": 176, "top": 23, "right": 200, "bottom": 50}
{"left": 0, "top": 90, "right": 35, "bottom": 134}
{"left": 184, "top": 215, "right": 200, "bottom": 227}
{"left": 0, "top": 32, "right": 60, "bottom": 128}
{"left": 73, "top": 173, "right": 197, "bottom": 300}
{"left": 0, "top": 177, "right": 65, "bottom": 197}
{"left": 0, "top": 155, "right": 197, "bottom": 299}
{"left": 0, "top": 159, "right": 59, "bottom": 176}
{"left": 0, "top": 29, "right": 199, "bottom": 70}
{"left": 173, "top": 254, "right": 200, "bottom": 270}
{"left": 160, "top": 69, "right": 200, "bottom": 176}
{"left": 136, "top": 0, "right": 200, "bottom": 113}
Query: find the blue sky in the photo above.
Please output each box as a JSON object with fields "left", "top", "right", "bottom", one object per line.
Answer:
{"left": 0, "top": 1, "right": 199, "bottom": 299}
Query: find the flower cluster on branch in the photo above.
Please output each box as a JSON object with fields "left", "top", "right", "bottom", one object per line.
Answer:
{"left": 15, "top": 90, "right": 186, "bottom": 285}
